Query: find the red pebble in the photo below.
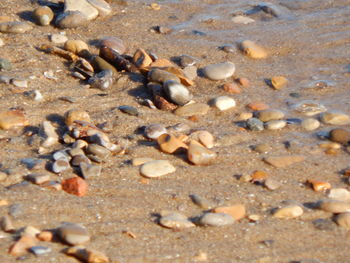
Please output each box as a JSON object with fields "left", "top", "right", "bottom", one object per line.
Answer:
{"left": 62, "top": 177, "right": 87, "bottom": 197}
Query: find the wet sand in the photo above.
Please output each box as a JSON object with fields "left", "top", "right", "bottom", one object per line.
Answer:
{"left": 1, "top": 0, "right": 350, "bottom": 262}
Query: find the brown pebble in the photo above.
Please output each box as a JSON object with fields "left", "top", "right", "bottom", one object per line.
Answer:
{"left": 246, "top": 102, "right": 269, "bottom": 111}
{"left": 236, "top": 77, "right": 250, "bottom": 88}
{"left": 64, "top": 109, "right": 91, "bottom": 126}
{"left": 133, "top": 48, "right": 152, "bottom": 68}
{"left": 222, "top": 82, "right": 241, "bottom": 94}
{"left": 273, "top": 205, "right": 303, "bottom": 219}
{"left": 37, "top": 231, "right": 53, "bottom": 242}
{"left": 263, "top": 155, "right": 305, "bottom": 168}
{"left": 62, "top": 177, "right": 88, "bottom": 197}
{"left": 157, "top": 134, "right": 188, "bottom": 154}
{"left": 0, "top": 109, "right": 28, "bottom": 130}
{"left": 187, "top": 140, "right": 217, "bottom": 165}
{"left": 212, "top": 204, "right": 246, "bottom": 220}
{"left": 329, "top": 128, "right": 350, "bottom": 145}
{"left": 307, "top": 180, "right": 331, "bottom": 192}
{"left": 251, "top": 170, "right": 268, "bottom": 183}
{"left": 65, "top": 246, "right": 109, "bottom": 263}
{"left": 9, "top": 234, "right": 37, "bottom": 256}
{"left": 271, "top": 76, "right": 288, "bottom": 90}
{"left": 335, "top": 212, "right": 350, "bottom": 230}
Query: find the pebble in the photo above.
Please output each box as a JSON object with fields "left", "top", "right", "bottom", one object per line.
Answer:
{"left": 1, "top": 215, "right": 14, "bottom": 232}
{"left": 213, "top": 204, "right": 246, "bottom": 220}
{"left": 11, "top": 78, "right": 28, "bottom": 88}
{"left": 237, "top": 112, "right": 253, "bottom": 121}
{"left": 87, "top": 144, "right": 111, "bottom": 159}
{"left": 0, "top": 171, "right": 7, "bottom": 181}
{"left": 0, "top": 21, "right": 33, "bottom": 33}
{"left": 100, "top": 36, "right": 126, "bottom": 54}
{"left": 190, "top": 194, "right": 212, "bottom": 209}
{"left": 257, "top": 109, "right": 285, "bottom": 122}
{"left": 58, "top": 223, "right": 90, "bottom": 245}
{"left": 118, "top": 105, "right": 138, "bottom": 116}
{"left": 320, "top": 111, "right": 350, "bottom": 125}
{"left": 41, "top": 121, "right": 59, "bottom": 147}
{"left": 273, "top": 205, "right": 303, "bottom": 218}
{"left": 53, "top": 149, "right": 71, "bottom": 162}
{"left": 246, "top": 118, "right": 264, "bottom": 131}
{"left": 159, "top": 212, "right": 195, "bottom": 229}
{"left": 50, "top": 33, "right": 68, "bottom": 44}
{"left": 271, "top": 76, "right": 288, "bottom": 90}
{"left": 33, "top": 6, "right": 54, "bottom": 26}
{"left": 91, "top": 55, "right": 117, "bottom": 73}
{"left": 62, "top": 177, "right": 88, "bottom": 196}
{"left": 144, "top": 124, "right": 167, "bottom": 139}
{"left": 26, "top": 174, "right": 50, "bottom": 185}
{"left": 178, "top": 55, "right": 197, "bottom": 67}
{"left": 148, "top": 68, "right": 180, "bottom": 84}
{"left": 174, "top": 103, "right": 210, "bottom": 117}
{"left": 65, "top": 109, "right": 91, "bottom": 126}
{"left": 89, "top": 69, "right": 114, "bottom": 90}
{"left": 56, "top": 11, "right": 89, "bottom": 29}
{"left": 254, "top": 143, "right": 272, "bottom": 153}
{"left": 264, "top": 178, "right": 281, "bottom": 190}
{"left": 25, "top": 89, "right": 43, "bottom": 101}
{"left": 312, "top": 218, "right": 336, "bottom": 231}
{"left": 335, "top": 212, "right": 350, "bottom": 230}
{"left": 0, "top": 38, "right": 4, "bottom": 47}
{"left": 131, "top": 157, "right": 154, "bottom": 166}
{"left": 52, "top": 159, "right": 70, "bottom": 173}
{"left": 157, "top": 134, "right": 188, "bottom": 154}
{"left": 317, "top": 199, "right": 350, "bottom": 213}
{"left": 328, "top": 188, "right": 350, "bottom": 201}
{"left": 69, "top": 147, "right": 85, "bottom": 157}
{"left": 222, "top": 82, "right": 241, "bottom": 94}
{"left": 291, "top": 100, "right": 327, "bottom": 116}
{"left": 197, "top": 130, "right": 215, "bottom": 148}
{"left": 220, "top": 44, "right": 235, "bottom": 53}
{"left": 329, "top": 128, "right": 350, "bottom": 144}
{"left": 0, "top": 109, "right": 28, "bottom": 130}
{"left": 64, "top": 40, "right": 89, "bottom": 55}
{"left": 263, "top": 155, "right": 305, "bottom": 168}
{"left": 301, "top": 118, "right": 320, "bottom": 131}
{"left": 182, "top": 65, "right": 198, "bottom": 80}
{"left": 29, "top": 246, "right": 52, "bottom": 256}
{"left": 202, "top": 62, "right": 235, "bottom": 80}
{"left": 240, "top": 40, "right": 267, "bottom": 59}
{"left": 140, "top": 160, "right": 176, "bottom": 178}
{"left": 187, "top": 141, "right": 217, "bottom": 165}
{"left": 265, "top": 120, "right": 287, "bottom": 130}
{"left": 8, "top": 234, "right": 37, "bottom": 256}
{"left": 65, "top": 0, "right": 99, "bottom": 20}
{"left": 37, "top": 231, "right": 53, "bottom": 242}
{"left": 213, "top": 96, "right": 236, "bottom": 111}
{"left": 65, "top": 246, "right": 109, "bottom": 263}
{"left": 163, "top": 80, "right": 192, "bottom": 106}
{"left": 232, "top": 15, "right": 255, "bottom": 24}
{"left": 247, "top": 102, "right": 269, "bottom": 111}
{"left": 308, "top": 180, "right": 331, "bottom": 192}
{"left": 87, "top": 0, "right": 112, "bottom": 16}
{"left": 79, "top": 162, "right": 101, "bottom": 178}
{"left": 133, "top": 48, "right": 152, "bottom": 68}
{"left": 198, "top": 213, "right": 234, "bottom": 226}
{"left": 72, "top": 154, "right": 91, "bottom": 166}
{"left": 0, "top": 58, "right": 12, "bottom": 70}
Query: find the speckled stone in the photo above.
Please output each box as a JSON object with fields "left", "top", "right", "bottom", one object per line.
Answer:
{"left": 247, "top": 118, "right": 264, "bottom": 131}
{"left": 164, "top": 80, "right": 192, "bottom": 105}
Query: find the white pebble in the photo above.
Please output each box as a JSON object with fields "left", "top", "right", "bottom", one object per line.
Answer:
{"left": 213, "top": 96, "right": 236, "bottom": 111}
{"left": 301, "top": 118, "right": 320, "bottom": 131}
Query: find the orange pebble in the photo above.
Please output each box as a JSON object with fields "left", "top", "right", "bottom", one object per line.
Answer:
{"left": 212, "top": 204, "right": 246, "bottom": 220}
{"left": 37, "top": 231, "right": 53, "bottom": 242}
{"left": 222, "top": 82, "right": 241, "bottom": 94}
{"left": 246, "top": 102, "right": 269, "bottom": 111}
{"left": 307, "top": 179, "right": 331, "bottom": 192}
{"left": 236, "top": 77, "right": 250, "bottom": 88}
{"left": 62, "top": 177, "right": 88, "bottom": 197}
{"left": 251, "top": 170, "right": 268, "bottom": 183}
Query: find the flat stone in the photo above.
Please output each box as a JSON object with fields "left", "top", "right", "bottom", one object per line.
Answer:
{"left": 174, "top": 103, "right": 210, "bottom": 117}
{"left": 144, "top": 124, "right": 167, "bottom": 139}
{"left": 321, "top": 111, "right": 350, "bottom": 125}
{"left": 264, "top": 178, "right": 281, "bottom": 190}
{"left": 159, "top": 212, "right": 195, "bottom": 229}
{"left": 86, "top": 0, "right": 112, "bottom": 16}
{"left": 33, "top": 6, "right": 54, "bottom": 26}
{"left": 65, "top": 0, "right": 99, "bottom": 20}
{"left": 0, "top": 21, "right": 33, "bottom": 33}
{"left": 26, "top": 174, "right": 50, "bottom": 185}
{"left": 232, "top": 15, "right": 255, "bottom": 24}
{"left": 62, "top": 177, "right": 88, "bottom": 196}
{"left": 56, "top": 11, "right": 89, "bottom": 29}
{"left": 0, "top": 110, "right": 28, "bottom": 130}
{"left": 265, "top": 120, "right": 286, "bottom": 130}
{"left": 202, "top": 62, "right": 235, "bottom": 80}
{"left": 53, "top": 149, "right": 71, "bottom": 162}
{"left": 87, "top": 144, "right": 111, "bottom": 159}
{"left": 182, "top": 65, "right": 197, "bottom": 80}
{"left": 312, "top": 218, "right": 336, "bottom": 231}
{"left": 132, "top": 157, "right": 154, "bottom": 166}
{"left": 50, "top": 33, "right": 68, "bottom": 44}
{"left": 65, "top": 246, "right": 109, "bottom": 263}
{"left": 335, "top": 212, "right": 350, "bottom": 230}
{"left": 213, "top": 96, "right": 236, "bottom": 111}
{"left": 148, "top": 68, "right": 180, "bottom": 84}
{"left": 140, "top": 160, "right": 176, "bottom": 178}
{"left": 29, "top": 246, "right": 52, "bottom": 256}
{"left": 247, "top": 101, "right": 269, "bottom": 111}
{"left": 11, "top": 78, "right": 28, "bottom": 88}
{"left": 240, "top": 40, "right": 267, "bottom": 59}
{"left": 71, "top": 154, "right": 91, "bottom": 166}
{"left": 164, "top": 80, "right": 192, "bottom": 105}
{"left": 64, "top": 40, "right": 89, "bottom": 55}
{"left": 328, "top": 188, "right": 350, "bottom": 201}
{"left": 157, "top": 134, "right": 188, "bottom": 153}
{"left": 301, "top": 118, "right": 320, "bottom": 131}
{"left": 52, "top": 159, "right": 70, "bottom": 173}
{"left": 79, "top": 163, "right": 101, "bottom": 178}
{"left": 247, "top": 118, "right": 264, "bottom": 131}
{"left": 291, "top": 100, "right": 327, "bottom": 116}
{"left": 187, "top": 141, "right": 217, "bottom": 165}
{"left": 254, "top": 143, "right": 272, "bottom": 153}
{"left": 271, "top": 76, "right": 288, "bottom": 90}
{"left": 198, "top": 213, "right": 234, "bottom": 226}
{"left": 100, "top": 36, "right": 126, "bottom": 54}
{"left": 213, "top": 204, "right": 246, "bottom": 220}
{"left": 273, "top": 205, "right": 303, "bottom": 218}
{"left": 197, "top": 130, "right": 214, "bottom": 148}
{"left": 263, "top": 155, "right": 305, "bottom": 168}
{"left": 190, "top": 194, "right": 212, "bottom": 209}
{"left": 9, "top": 235, "right": 37, "bottom": 256}
{"left": 222, "top": 82, "right": 241, "bottom": 94}
{"left": 58, "top": 223, "right": 90, "bottom": 245}
{"left": 317, "top": 199, "right": 350, "bottom": 213}
{"left": 257, "top": 109, "right": 285, "bottom": 122}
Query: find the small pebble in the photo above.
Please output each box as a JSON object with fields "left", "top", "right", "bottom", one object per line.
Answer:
{"left": 64, "top": 109, "right": 91, "bottom": 126}
{"left": 29, "top": 246, "right": 51, "bottom": 256}
{"left": 87, "top": 144, "right": 111, "bottom": 159}
{"left": 232, "top": 15, "right": 255, "bottom": 24}
{"left": 335, "top": 212, "right": 350, "bottom": 230}
{"left": 58, "top": 223, "right": 90, "bottom": 245}
{"left": 328, "top": 188, "right": 350, "bottom": 201}
{"left": 1, "top": 215, "right": 14, "bottom": 232}
{"left": 62, "top": 177, "right": 88, "bottom": 196}
{"left": 144, "top": 124, "right": 167, "bottom": 140}
{"left": 264, "top": 178, "right": 281, "bottom": 190}
{"left": 312, "top": 218, "right": 336, "bottom": 231}
{"left": 273, "top": 205, "right": 303, "bottom": 218}
{"left": 190, "top": 194, "right": 212, "bottom": 209}
{"left": 301, "top": 118, "right": 320, "bottom": 131}
{"left": 291, "top": 100, "right": 327, "bottom": 116}
{"left": 164, "top": 80, "right": 192, "bottom": 105}
{"left": 213, "top": 96, "right": 236, "bottom": 111}
{"left": 187, "top": 141, "right": 217, "bottom": 165}
{"left": 157, "top": 134, "right": 188, "bottom": 153}
{"left": 56, "top": 11, "right": 89, "bottom": 29}
{"left": 133, "top": 48, "right": 152, "bottom": 68}
{"left": 308, "top": 180, "right": 331, "bottom": 192}
{"left": 41, "top": 121, "right": 59, "bottom": 147}
{"left": 65, "top": 246, "right": 109, "bottom": 263}
{"left": 131, "top": 157, "right": 154, "bottom": 166}
{"left": 222, "top": 82, "right": 241, "bottom": 94}
{"left": 8, "top": 235, "right": 36, "bottom": 256}
{"left": 79, "top": 163, "right": 101, "bottom": 178}
{"left": 140, "top": 160, "right": 176, "bottom": 178}
{"left": 329, "top": 128, "right": 350, "bottom": 144}
{"left": 71, "top": 154, "right": 91, "bottom": 166}
{"left": 0, "top": 58, "right": 12, "bottom": 70}
{"left": 202, "top": 62, "right": 235, "bottom": 80}
{"left": 11, "top": 78, "right": 28, "bottom": 88}
{"left": 197, "top": 130, "right": 215, "bottom": 148}
{"left": 0, "top": 21, "right": 33, "bottom": 33}
{"left": 50, "top": 33, "right": 68, "bottom": 44}
{"left": 238, "top": 112, "right": 253, "bottom": 121}
{"left": 257, "top": 109, "right": 285, "bottom": 122}
{"left": 321, "top": 111, "right": 350, "bottom": 125}
{"left": 64, "top": 0, "right": 99, "bottom": 20}
{"left": 52, "top": 159, "right": 70, "bottom": 173}
{"left": 148, "top": 68, "right": 180, "bottom": 84}
{"left": 26, "top": 174, "right": 50, "bottom": 185}
{"left": 159, "top": 212, "right": 195, "bottom": 229}
{"left": 240, "top": 40, "right": 267, "bottom": 59}
{"left": 212, "top": 204, "right": 246, "bottom": 220}
{"left": 220, "top": 44, "right": 235, "bottom": 53}
{"left": 247, "top": 102, "right": 269, "bottom": 111}
{"left": 271, "top": 76, "right": 288, "bottom": 90}
{"left": 263, "top": 155, "right": 305, "bottom": 168}
{"left": 183, "top": 65, "right": 198, "bottom": 80}
{"left": 174, "top": 103, "right": 210, "bottom": 117}
{"left": 118, "top": 105, "right": 139, "bottom": 116}
{"left": 33, "top": 6, "right": 54, "bottom": 26}
{"left": 64, "top": 39, "right": 89, "bottom": 55}
{"left": 254, "top": 143, "right": 272, "bottom": 153}
{"left": 198, "top": 212, "right": 234, "bottom": 226}
{"left": 265, "top": 120, "right": 286, "bottom": 130}
{"left": 87, "top": 0, "right": 112, "bottom": 16}
{"left": 0, "top": 109, "right": 28, "bottom": 130}
{"left": 178, "top": 54, "right": 197, "bottom": 67}
{"left": 317, "top": 199, "right": 350, "bottom": 213}
{"left": 246, "top": 118, "right": 264, "bottom": 131}
{"left": 100, "top": 36, "right": 126, "bottom": 54}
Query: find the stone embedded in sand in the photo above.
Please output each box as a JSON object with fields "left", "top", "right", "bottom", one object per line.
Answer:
{"left": 190, "top": 194, "right": 212, "bottom": 209}
{"left": 62, "top": 177, "right": 88, "bottom": 197}
{"left": 0, "top": 109, "right": 28, "bottom": 130}
{"left": 213, "top": 204, "right": 246, "bottom": 220}
{"left": 271, "top": 76, "right": 288, "bottom": 90}
{"left": 197, "top": 130, "right": 214, "bottom": 149}
{"left": 140, "top": 160, "right": 176, "bottom": 178}
{"left": 265, "top": 120, "right": 287, "bottom": 130}
{"left": 329, "top": 128, "right": 350, "bottom": 144}
{"left": 178, "top": 54, "right": 197, "bottom": 68}
{"left": 56, "top": 11, "right": 89, "bottom": 29}
{"left": 148, "top": 68, "right": 180, "bottom": 84}
{"left": 273, "top": 205, "right": 303, "bottom": 219}
{"left": 33, "top": 6, "right": 54, "bottom": 26}
{"left": 87, "top": 0, "right": 112, "bottom": 16}
{"left": 317, "top": 199, "right": 350, "bottom": 213}
{"left": 232, "top": 15, "right": 255, "bottom": 24}
{"left": 202, "top": 62, "right": 235, "bottom": 80}
{"left": 251, "top": 170, "right": 268, "bottom": 183}
{"left": 247, "top": 102, "right": 269, "bottom": 111}
{"left": 174, "top": 103, "right": 210, "bottom": 117}
{"left": 257, "top": 109, "right": 285, "bottom": 122}
{"left": 133, "top": 48, "right": 153, "bottom": 68}
{"left": 1, "top": 215, "right": 14, "bottom": 232}
{"left": 50, "top": 33, "right": 68, "bottom": 44}
{"left": 159, "top": 212, "right": 195, "bottom": 229}
{"left": 240, "top": 40, "right": 267, "bottom": 59}
{"left": 132, "top": 157, "right": 154, "bottom": 166}
{"left": 89, "top": 69, "right": 114, "bottom": 90}
{"left": 254, "top": 143, "right": 272, "bottom": 154}
{"left": 26, "top": 174, "right": 51, "bottom": 185}
{"left": 79, "top": 163, "right": 101, "bottom": 178}
{"left": 222, "top": 82, "right": 241, "bottom": 94}
{"left": 65, "top": 0, "right": 99, "bottom": 20}
{"left": 164, "top": 80, "right": 192, "bottom": 106}
{"left": 64, "top": 40, "right": 89, "bottom": 55}
{"left": 328, "top": 188, "right": 350, "bottom": 201}
{"left": 321, "top": 111, "right": 350, "bottom": 125}
{"left": 65, "top": 246, "right": 109, "bottom": 263}
{"left": 213, "top": 96, "right": 236, "bottom": 111}
{"left": 145, "top": 124, "right": 167, "bottom": 140}
{"left": 157, "top": 134, "right": 188, "bottom": 154}
{"left": 65, "top": 109, "right": 91, "bottom": 126}
{"left": 335, "top": 212, "right": 350, "bottom": 230}
{"left": 37, "top": 231, "right": 53, "bottom": 242}
{"left": 188, "top": 141, "right": 217, "bottom": 165}
{"left": 291, "top": 100, "right": 327, "bottom": 116}
{"left": 301, "top": 118, "right": 320, "bottom": 131}
{"left": 29, "top": 246, "right": 51, "bottom": 256}
{"left": 264, "top": 178, "right": 281, "bottom": 190}
{"left": 0, "top": 21, "right": 33, "bottom": 33}
{"left": 183, "top": 65, "right": 198, "bottom": 80}
{"left": 100, "top": 36, "right": 125, "bottom": 54}
{"left": 247, "top": 118, "right": 264, "bottom": 131}
{"left": 263, "top": 155, "right": 305, "bottom": 168}
{"left": 9, "top": 235, "right": 37, "bottom": 256}
{"left": 58, "top": 223, "right": 90, "bottom": 245}
{"left": 198, "top": 212, "right": 234, "bottom": 226}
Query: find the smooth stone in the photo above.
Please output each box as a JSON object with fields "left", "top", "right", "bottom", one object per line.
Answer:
{"left": 69, "top": 147, "right": 85, "bottom": 157}
{"left": 159, "top": 212, "right": 195, "bottom": 229}
{"left": 21, "top": 158, "right": 43, "bottom": 170}
{"left": 1, "top": 215, "right": 14, "bottom": 232}
{"left": 65, "top": 246, "right": 109, "bottom": 263}
{"left": 212, "top": 204, "right": 246, "bottom": 220}
{"left": 213, "top": 96, "right": 236, "bottom": 111}
{"left": 246, "top": 118, "right": 264, "bottom": 131}
{"left": 88, "top": 69, "right": 114, "bottom": 90}
{"left": 174, "top": 103, "right": 209, "bottom": 117}
{"left": 182, "top": 65, "right": 198, "bottom": 80}
{"left": 65, "top": 0, "right": 99, "bottom": 20}
{"left": 58, "top": 224, "right": 90, "bottom": 245}
{"left": 140, "top": 160, "right": 176, "bottom": 178}
{"left": 29, "top": 246, "right": 51, "bottom": 256}
{"left": 65, "top": 109, "right": 91, "bottom": 126}
{"left": 56, "top": 11, "right": 89, "bottom": 29}
{"left": 197, "top": 130, "right": 214, "bottom": 148}
{"left": 264, "top": 120, "right": 286, "bottom": 130}
{"left": 202, "top": 62, "right": 235, "bottom": 80}
{"left": 254, "top": 143, "right": 272, "bottom": 153}
{"left": 86, "top": 0, "right": 112, "bottom": 16}
{"left": 118, "top": 105, "right": 139, "bottom": 116}
{"left": 187, "top": 141, "right": 217, "bottom": 165}
{"left": 33, "top": 6, "right": 54, "bottom": 26}
{"left": 86, "top": 144, "right": 111, "bottom": 159}
{"left": 148, "top": 68, "right": 180, "bottom": 84}
{"left": 240, "top": 40, "right": 267, "bottom": 59}
{"left": 50, "top": 33, "right": 68, "bottom": 44}
{"left": 273, "top": 205, "right": 303, "bottom": 218}
{"left": 157, "top": 134, "right": 188, "bottom": 154}
{"left": 328, "top": 188, "right": 350, "bottom": 201}
{"left": 91, "top": 56, "right": 117, "bottom": 74}
{"left": 0, "top": 110, "right": 28, "bottom": 130}
{"left": 132, "top": 157, "right": 154, "bottom": 166}
{"left": 178, "top": 55, "right": 197, "bottom": 67}
{"left": 291, "top": 100, "right": 327, "bottom": 116}
{"left": 164, "top": 80, "right": 192, "bottom": 105}
{"left": 317, "top": 199, "right": 350, "bottom": 213}
{"left": 335, "top": 212, "right": 350, "bottom": 230}
{"left": 257, "top": 109, "right": 285, "bottom": 122}
{"left": 0, "top": 22, "right": 33, "bottom": 33}
{"left": 52, "top": 159, "right": 70, "bottom": 173}
{"left": 329, "top": 128, "right": 350, "bottom": 144}
{"left": 190, "top": 194, "right": 212, "bottom": 209}
{"left": 0, "top": 58, "right": 12, "bottom": 70}
{"left": 72, "top": 154, "right": 91, "bottom": 166}
{"left": 11, "top": 78, "right": 27, "bottom": 88}
{"left": 321, "top": 111, "right": 350, "bottom": 125}
{"left": 25, "top": 90, "right": 43, "bottom": 101}
{"left": 144, "top": 124, "right": 167, "bottom": 139}
{"left": 41, "top": 121, "right": 59, "bottom": 147}
{"left": 258, "top": 2, "right": 294, "bottom": 19}
{"left": 312, "top": 218, "right": 336, "bottom": 231}
{"left": 64, "top": 40, "right": 89, "bottom": 55}
{"left": 79, "top": 163, "right": 101, "bottom": 178}
{"left": 263, "top": 155, "right": 305, "bottom": 168}
{"left": 222, "top": 82, "right": 241, "bottom": 94}
{"left": 8, "top": 234, "right": 37, "bottom": 256}
{"left": 100, "top": 36, "right": 125, "bottom": 54}
{"left": 271, "top": 76, "right": 288, "bottom": 90}
{"left": 232, "top": 15, "right": 255, "bottom": 24}
{"left": 264, "top": 178, "right": 281, "bottom": 190}
{"left": 62, "top": 177, "right": 88, "bottom": 196}
{"left": 301, "top": 118, "right": 320, "bottom": 131}
{"left": 26, "top": 174, "right": 50, "bottom": 185}
{"left": 220, "top": 44, "right": 235, "bottom": 53}
{"left": 0, "top": 75, "right": 11, "bottom": 84}
{"left": 198, "top": 213, "right": 234, "bottom": 226}
{"left": 133, "top": 48, "right": 152, "bottom": 68}
{"left": 53, "top": 149, "right": 71, "bottom": 162}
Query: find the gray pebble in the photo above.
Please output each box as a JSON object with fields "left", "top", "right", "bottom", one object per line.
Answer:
{"left": 79, "top": 162, "right": 101, "bottom": 178}
{"left": 29, "top": 246, "right": 52, "bottom": 256}
{"left": 159, "top": 212, "right": 195, "bottom": 229}
{"left": 0, "top": 58, "right": 12, "bottom": 71}
{"left": 56, "top": 11, "right": 89, "bottom": 29}
{"left": 190, "top": 194, "right": 212, "bottom": 209}
{"left": 86, "top": 144, "right": 111, "bottom": 159}
{"left": 178, "top": 55, "right": 197, "bottom": 67}
{"left": 52, "top": 159, "right": 70, "bottom": 173}
{"left": 163, "top": 80, "right": 192, "bottom": 105}
{"left": 198, "top": 213, "right": 234, "bottom": 226}
{"left": 58, "top": 223, "right": 90, "bottom": 245}
{"left": 247, "top": 118, "right": 264, "bottom": 131}
{"left": 202, "top": 62, "right": 235, "bottom": 80}
{"left": 144, "top": 124, "right": 167, "bottom": 140}
{"left": 88, "top": 69, "right": 113, "bottom": 90}
{"left": 118, "top": 105, "right": 139, "bottom": 116}
{"left": 71, "top": 154, "right": 91, "bottom": 167}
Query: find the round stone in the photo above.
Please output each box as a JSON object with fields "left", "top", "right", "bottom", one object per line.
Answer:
{"left": 202, "top": 62, "right": 235, "bottom": 80}
{"left": 140, "top": 160, "right": 176, "bottom": 178}
{"left": 213, "top": 96, "right": 236, "bottom": 111}
{"left": 58, "top": 224, "right": 90, "bottom": 245}
{"left": 317, "top": 199, "right": 350, "bottom": 213}
{"left": 33, "top": 6, "right": 54, "bottom": 26}
{"left": 187, "top": 141, "right": 217, "bottom": 165}
{"left": 86, "top": 144, "right": 111, "bottom": 159}
{"left": 254, "top": 143, "right": 272, "bottom": 153}
{"left": 118, "top": 105, "right": 138, "bottom": 116}
{"left": 159, "top": 212, "right": 195, "bottom": 229}
{"left": 178, "top": 55, "right": 197, "bottom": 67}
{"left": 198, "top": 213, "right": 234, "bottom": 226}
{"left": 301, "top": 118, "right": 320, "bottom": 131}
{"left": 265, "top": 120, "right": 287, "bottom": 130}
{"left": 64, "top": 40, "right": 89, "bottom": 55}
{"left": 246, "top": 118, "right": 264, "bottom": 131}
{"left": 144, "top": 124, "right": 167, "bottom": 140}
{"left": 240, "top": 40, "right": 267, "bottom": 59}
{"left": 257, "top": 109, "right": 285, "bottom": 122}
{"left": 273, "top": 205, "right": 303, "bottom": 218}
{"left": 148, "top": 68, "right": 180, "bottom": 84}
{"left": 100, "top": 36, "right": 126, "bottom": 54}
{"left": 64, "top": 109, "right": 91, "bottom": 126}
{"left": 56, "top": 11, "right": 89, "bottom": 29}
{"left": 163, "top": 80, "right": 192, "bottom": 105}
{"left": 329, "top": 128, "right": 350, "bottom": 144}
{"left": 321, "top": 111, "right": 350, "bottom": 125}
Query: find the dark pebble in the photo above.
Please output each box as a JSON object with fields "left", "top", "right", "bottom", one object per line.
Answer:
{"left": 118, "top": 105, "right": 139, "bottom": 116}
